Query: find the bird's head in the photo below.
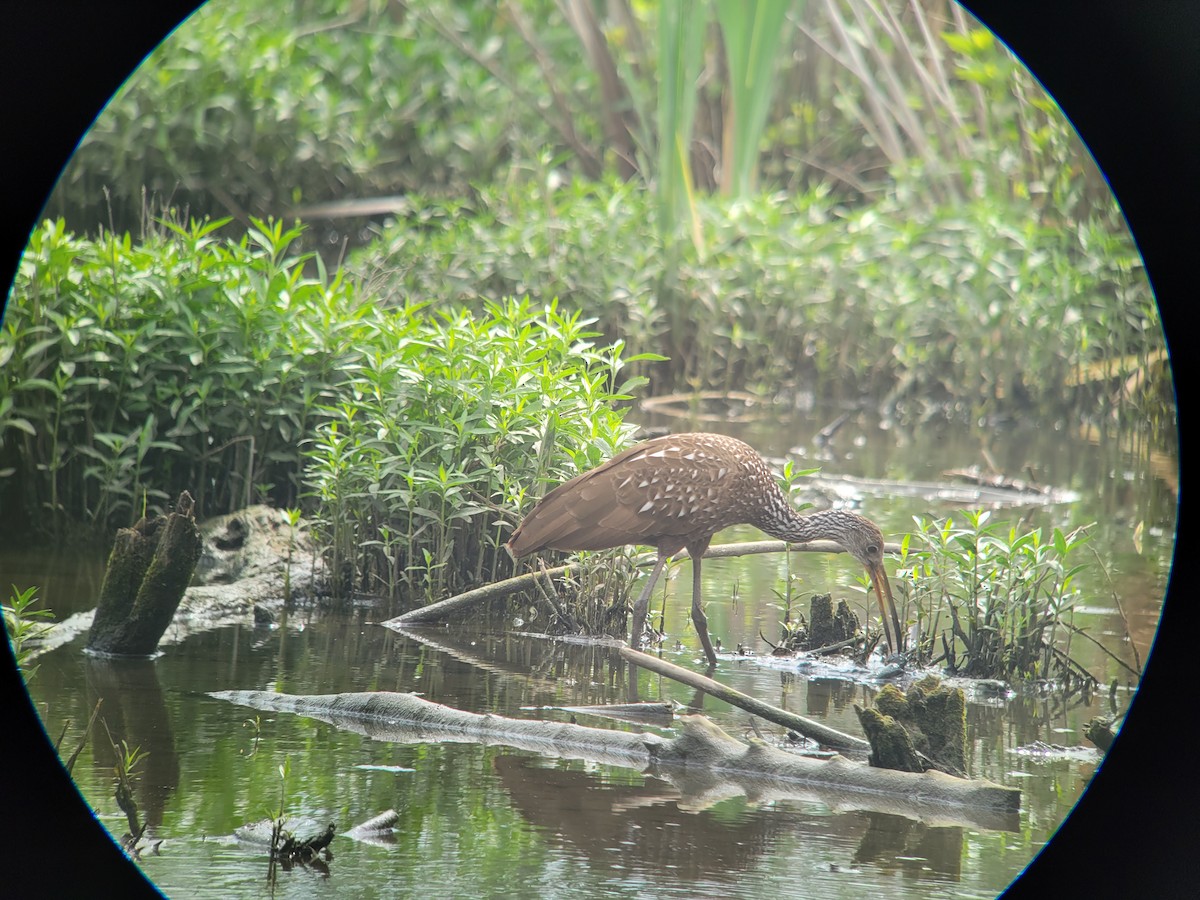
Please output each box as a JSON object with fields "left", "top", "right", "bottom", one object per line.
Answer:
{"left": 839, "top": 513, "right": 886, "bottom": 571}
{"left": 835, "top": 511, "right": 901, "bottom": 652}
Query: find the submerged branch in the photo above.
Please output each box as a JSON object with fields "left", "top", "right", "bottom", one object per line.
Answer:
{"left": 621, "top": 647, "right": 871, "bottom": 753}
{"left": 385, "top": 564, "right": 581, "bottom": 625}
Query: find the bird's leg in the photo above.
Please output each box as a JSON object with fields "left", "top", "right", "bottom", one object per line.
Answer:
{"left": 690, "top": 554, "right": 718, "bottom": 666}
{"left": 629, "top": 552, "right": 668, "bottom": 650}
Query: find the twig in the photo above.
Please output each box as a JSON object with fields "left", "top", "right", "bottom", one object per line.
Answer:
{"left": 63, "top": 698, "right": 104, "bottom": 776}
{"left": 1083, "top": 538, "right": 1143, "bottom": 676}
{"left": 1061, "top": 621, "right": 1140, "bottom": 679}
{"left": 554, "top": 0, "right": 637, "bottom": 176}
{"left": 399, "top": 1, "right": 602, "bottom": 175}
{"left": 818, "top": 0, "right": 904, "bottom": 162}
{"left": 531, "top": 559, "right": 565, "bottom": 616}
{"left": 383, "top": 563, "right": 581, "bottom": 625}
{"left": 807, "top": 636, "right": 863, "bottom": 656}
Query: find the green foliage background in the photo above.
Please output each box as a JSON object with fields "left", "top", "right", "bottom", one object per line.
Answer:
{"left": 51, "top": 0, "right": 598, "bottom": 233}
{"left": 3, "top": 218, "right": 645, "bottom": 600}
{"left": 4, "top": 0, "right": 1169, "bottom": 601}
{"left": 352, "top": 177, "right": 1154, "bottom": 418}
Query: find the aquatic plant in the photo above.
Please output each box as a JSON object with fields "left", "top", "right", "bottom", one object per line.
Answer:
{"left": 895, "top": 511, "right": 1098, "bottom": 694}
{"left": 49, "top": 0, "right": 1110, "bottom": 245}
{"left": 4, "top": 217, "right": 351, "bottom": 537}
{"left": 4, "top": 219, "right": 649, "bottom": 612}
{"left": 3, "top": 584, "right": 54, "bottom": 683}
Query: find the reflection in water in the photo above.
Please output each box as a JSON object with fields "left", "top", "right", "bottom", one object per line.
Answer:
{"left": 494, "top": 754, "right": 785, "bottom": 883}
{"left": 83, "top": 655, "right": 180, "bottom": 830}
{"left": 852, "top": 812, "right": 963, "bottom": 881}
{"left": 495, "top": 756, "right": 971, "bottom": 885}
{"left": 801, "top": 676, "right": 862, "bottom": 719}
{"left": 24, "top": 592, "right": 1100, "bottom": 897}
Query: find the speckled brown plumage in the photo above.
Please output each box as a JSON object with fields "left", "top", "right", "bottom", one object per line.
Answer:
{"left": 507, "top": 433, "right": 900, "bottom": 665}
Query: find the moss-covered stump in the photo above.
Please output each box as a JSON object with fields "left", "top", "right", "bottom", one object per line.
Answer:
{"left": 807, "top": 593, "right": 860, "bottom": 648}
{"left": 856, "top": 677, "right": 967, "bottom": 777}
{"left": 87, "top": 491, "right": 202, "bottom": 656}
{"left": 856, "top": 706, "right": 927, "bottom": 772}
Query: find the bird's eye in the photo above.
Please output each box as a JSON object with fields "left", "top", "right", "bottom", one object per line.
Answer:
{"left": 867, "top": 544, "right": 878, "bottom": 555}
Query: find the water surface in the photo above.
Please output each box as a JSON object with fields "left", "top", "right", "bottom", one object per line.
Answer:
{"left": 17, "top": 406, "right": 1175, "bottom": 898}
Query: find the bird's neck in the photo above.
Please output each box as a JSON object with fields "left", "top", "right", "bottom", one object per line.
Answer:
{"left": 757, "top": 498, "right": 859, "bottom": 546}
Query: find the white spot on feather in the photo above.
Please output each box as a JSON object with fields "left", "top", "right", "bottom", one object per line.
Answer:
{"left": 638, "top": 501, "right": 655, "bottom": 514}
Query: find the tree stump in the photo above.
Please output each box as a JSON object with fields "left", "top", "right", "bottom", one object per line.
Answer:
{"left": 807, "top": 593, "right": 860, "bottom": 648}
{"left": 87, "top": 492, "right": 202, "bottom": 656}
{"left": 776, "top": 593, "right": 861, "bottom": 653}
{"left": 856, "top": 677, "right": 968, "bottom": 776}
{"left": 1085, "top": 716, "right": 1118, "bottom": 752}
{"left": 856, "top": 706, "right": 927, "bottom": 773}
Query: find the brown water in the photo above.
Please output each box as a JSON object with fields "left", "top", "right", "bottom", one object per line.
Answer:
{"left": 12, "top": 405, "right": 1176, "bottom": 898}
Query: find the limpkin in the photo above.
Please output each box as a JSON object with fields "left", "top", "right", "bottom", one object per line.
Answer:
{"left": 506, "top": 432, "right": 901, "bottom": 666}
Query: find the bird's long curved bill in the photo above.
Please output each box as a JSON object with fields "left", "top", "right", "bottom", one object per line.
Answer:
{"left": 869, "top": 563, "right": 903, "bottom": 653}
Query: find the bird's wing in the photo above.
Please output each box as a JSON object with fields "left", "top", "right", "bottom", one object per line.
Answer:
{"left": 511, "top": 435, "right": 743, "bottom": 553}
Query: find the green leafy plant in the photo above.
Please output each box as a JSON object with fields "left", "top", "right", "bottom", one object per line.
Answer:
{"left": 353, "top": 179, "right": 1159, "bottom": 424}
{"left": 3, "top": 584, "right": 55, "bottom": 682}
{"left": 268, "top": 757, "right": 292, "bottom": 883}
{"left": 895, "top": 511, "right": 1097, "bottom": 694}
{"left": 4, "top": 217, "right": 364, "bottom": 539}
{"left": 100, "top": 717, "right": 151, "bottom": 855}
{"left": 772, "top": 458, "right": 819, "bottom": 621}
{"left": 283, "top": 508, "right": 302, "bottom": 604}
{"left": 302, "top": 295, "right": 653, "bottom": 602}
{"left": 50, "top": 0, "right": 598, "bottom": 237}
{"left": 47, "top": 0, "right": 1123, "bottom": 247}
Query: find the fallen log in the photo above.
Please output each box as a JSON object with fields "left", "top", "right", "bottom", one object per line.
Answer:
{"left": 345, "top": 809, "right": 399, "bottom": 840}
{"left": 620, "top": 646, "right": 871, "bottom": 753}
{"left": 208, "top": 689, "right": 1020, "bottom": 830}
{"left": 529, "top": 701, "right": 677, "bottom": 727}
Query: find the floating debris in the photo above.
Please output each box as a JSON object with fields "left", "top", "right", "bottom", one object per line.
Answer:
{"left": 354, "top": 764, "right": 416, "bottom": 773}
{"left": 1011, "top": 741, "right": 1099, "bottom": 761}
